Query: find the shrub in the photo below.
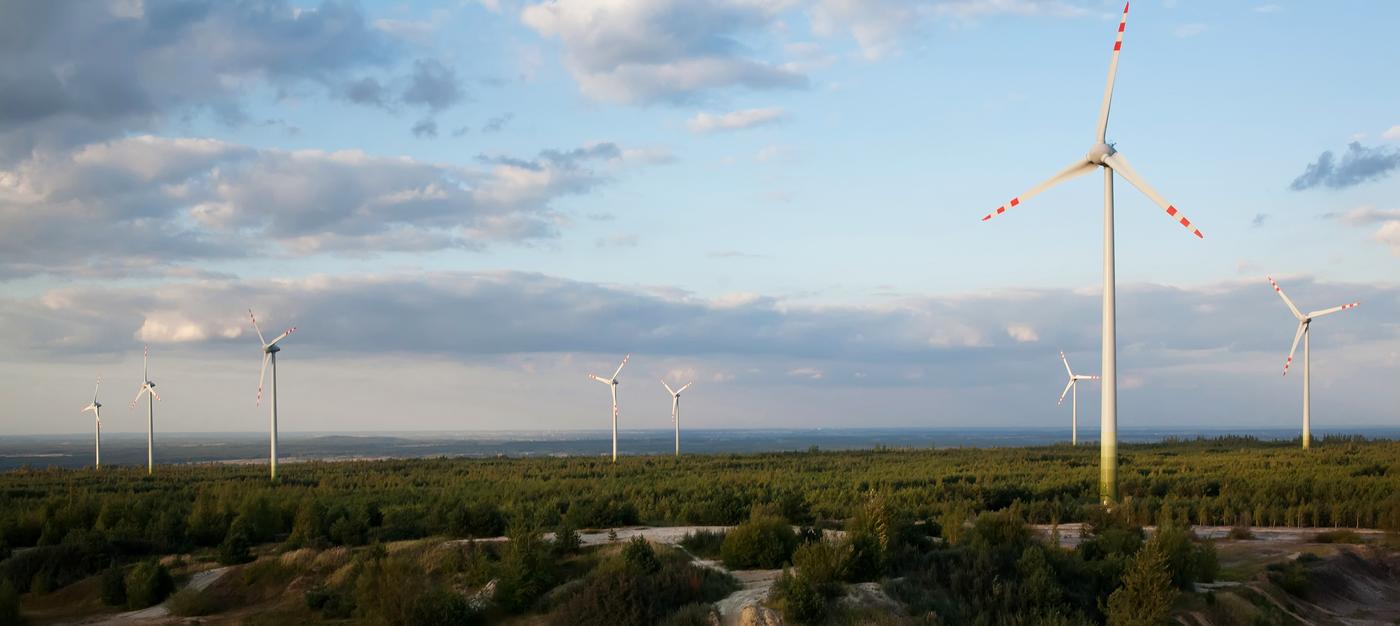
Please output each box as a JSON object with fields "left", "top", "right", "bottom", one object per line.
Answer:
{"left": 0, "top": 579, "right": 22, "bottom": 626}
{"left": 1312, "top": 529, "right": 1363, "bottom": 544}
{"left": 679, "top": 529, "right": 726, "bottom": 559}
{"left": 218, "top": 524, "right": 254, "bottom": 565}
{"left": 354, "top": 554, "right": 481, "bottom": 626}
{"left": 1152, "top": 525, "right": 1218, "bottom": 589}
{"left": 1106, "top": 541, "right": 1176, "bottom": 626}
{"left": 100, "top": 564, "right": 127, "bottom": 606}
{"left": 552, "top": 519, "right": 581, "bottom": 557}
{"left": 791, "top": 539, "right": 849, "bottom": 595}
{"left": 621, "top": 537, "right": 660, "bottom": 574}
{"left": 168, "top": 588, "right": 218, "bottom": 617}
{"left": 721, "top": 514, "right": 798, "bottom": 569}
{"left": 494, "top": 520, "right": 556, "bottom": 613}
{"left": 774, "top": 568, "right": 826, "bottom": 624}
{"left": 124, "top": 559, "right": 174, "bottom": 609}
{"left": 658, "top": 603, "right": 718, "bottom": 626}
{"left": 549, "top": 549, "right": 737, "bottom": 626}
{"left": 1267, "top": 560, "right": 1309, "bottom": 596}
{"left": 306, "top": 586, "right": 355, "bottom": 619}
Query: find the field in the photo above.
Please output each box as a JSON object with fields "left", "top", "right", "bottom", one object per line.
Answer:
{"left": 1, "top": 437, "right": 1397, "bottom": 625}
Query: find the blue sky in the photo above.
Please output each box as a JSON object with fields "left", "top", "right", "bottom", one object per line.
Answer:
{"left": 1, "top": 0, "right": 1398, "bottom": 436}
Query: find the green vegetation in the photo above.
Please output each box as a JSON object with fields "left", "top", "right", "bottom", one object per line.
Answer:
{"left": 0, "top": 438, "right": 1395, "bottom": 624}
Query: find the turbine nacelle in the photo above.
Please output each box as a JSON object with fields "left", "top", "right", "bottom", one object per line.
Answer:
{"left": 1087, "top": 143, "right": 1116, "bottom": 164}
{"left": 266, "top": 344, "right": 281, "bottom": 354}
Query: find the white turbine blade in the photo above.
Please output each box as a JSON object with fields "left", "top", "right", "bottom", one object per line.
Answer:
{"left": 267, "top": 327, "right": 296, "bottom": 349}
{"left": 130, "top": 386, "right": 147, "bottom": 408}
{"left": 93, "top": 377, "right": 102, "bottom": 404}
{"left": 660, "top": 379, "right": 676, "bottom": 395}
{"left": 1283, "top": 321, "right": 1305, "bottom": 376}
{"left": 248, "top": 309, "right": 267, "bottom": 346}
{"left": 1060, "top": 351, "right": 1074, "bottom": 378}
{"left": 148, "top": 384, "right": 161, "bottom": 402}
{"left": 1267, "top": 276, "right": 1305, "bottom": 321}
{"left": 1307, "top": 301, "right": 1359, "bottom": 319}
{"left": 257, "top": 353, "right": 271, "bottom": 406}
{"left": 611, "top": 353, "right": 630, "bottom": 380}
{"left": 981, "top": 159, "right": 1095, "bottom": 222}
{"left": 1101, "top": 151, "right": 1204, "bottom": 238}
{"left": 1058, "top": 379, "right": 1074, "bottom": 406}
{"left": 677, "top": 382, "right": 693, "bottom": 394}
{"left": 1075, "top": 374, "right": 1101, "bottom": 381}
{"left": 143, "top": 344, "right": 149, "bottom": 381}
{"left": 1096, "top": 2, "right": 1130, "bottom": 142}
{"left": 588, "top": 374, "right": 612, "bottom": 384}
{"left": 82, "top": 404, "right": 96, "bottom": 414}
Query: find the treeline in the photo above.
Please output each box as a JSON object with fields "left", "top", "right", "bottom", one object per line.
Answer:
{"left": 0, "top": 438, "right": 1397, "bottom": 594}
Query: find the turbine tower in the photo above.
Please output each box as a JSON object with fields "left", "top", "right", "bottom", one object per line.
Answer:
{"left": 588, "top": 354, "right": 629, "bottom": 462}
{"left": 660, "top": 379, "right": 693, "bottom": 456}
{"left": 129, "top": 345, "right": 161, "bottom": 474}
{"left": 1057, "top": 352, "right": 1099, "bottom": 447}
{"left": 1267, "top": 276, "right": 1359, "bottom": 450}
{"left": 81, "top": 376, "right": 103, "bottom": 468}
{"left": 981, "top": 2, "right": 1205, "bottom": 503}
{"left": 251, "top": 309, "right": 296, "bottom": 481}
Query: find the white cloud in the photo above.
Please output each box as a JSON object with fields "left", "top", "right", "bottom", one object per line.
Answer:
{"left": 788, "top": 367, "right": 825, "bottom": 379}
{"left": 520, "top": 0, "right": 806, "bottom": 103}
{"left": 687, "top": 107, "right": 789, "bottom": 133}
{"left": 1174, "top": 23, "right": 1207, "bottom": 38}
{"left": 1006, "top": 324, "right": 1039, "bottom": 343}
{"left": 1383, "top": 126, "right": 1400, "bottom": 141}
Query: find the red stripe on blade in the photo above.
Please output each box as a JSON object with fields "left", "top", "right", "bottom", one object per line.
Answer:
{"left": 1009, "top": 198, "right": 1020, "bottom": 207}
{"left": 1114, "top": 42, "right": 1122, "bottom": 50}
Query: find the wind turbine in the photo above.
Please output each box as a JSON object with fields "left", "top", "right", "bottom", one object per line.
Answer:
{"left": 1267, "top": 276, "right": 1359, "bottom": 450}
{"left": 1057, "top": 352, "right": 1099, "bottom": 447}
{"left": 129, "top": 345, "right": 161, "bottom": 474}
{"left": 250, "top": 309, "right": 296, "bottom": 481}
{"left": 587, "top": 354, "right": 629, "bottom": 462}
{"left": 980, "top": 2, "right": 1205, "bottom": 503}
{"left": 81, "top": 376, "right": 103, "bottom": 468}
{"left": 660, "top": 379, "right": 693, "bottom": 456}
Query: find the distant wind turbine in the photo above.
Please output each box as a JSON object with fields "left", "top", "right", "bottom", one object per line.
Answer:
{"left": 660, "top": 379, "right": 693, "bottom": 456}
{"left": 130, "top": 345, "right": 161, "bottom": 474}
{"left": 1267, "top": 276, "right": 1359, "bottom": 450}
{"left": 980, "top": 2, "right": 1205, "bottom": 503}
{"left": 250, "top": 309, "right": 296, "bottom": 481}
{"left": 588, "top": 354, "right": 629, "bottom": 463}
{"left": 81, "top": 376, "right": 103, "bottom": 468}
{"left": 1057, "top": 352, "right": 1099, "bottom": 447}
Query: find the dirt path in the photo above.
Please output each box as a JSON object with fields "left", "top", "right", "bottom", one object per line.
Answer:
{"left": 70, "top": 566, "right": 231, "bottom": 625}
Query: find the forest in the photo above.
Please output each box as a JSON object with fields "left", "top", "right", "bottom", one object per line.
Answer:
{"left": 0, "top": 436, "right": 1396, "bottom": 625}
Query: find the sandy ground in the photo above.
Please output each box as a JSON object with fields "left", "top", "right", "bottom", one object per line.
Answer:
{"left": 1028, "top": 523, "right": 1386, "bottom": 548}
{"left": 65, "top": 566, "right": 231, "bottom": 625}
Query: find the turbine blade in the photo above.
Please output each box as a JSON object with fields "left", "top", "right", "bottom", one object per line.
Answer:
{"left": 1060, "top": 351, "right": 1074, "bottom": 378}
{"left": 677, "top": 382, "right": 693, "bottom": 394}
{"left": 267, "top": 327, "right": 296, "bottom": 348}
{"left": 248, "top": 309, "right": 267, "bottom": 345}
{"left": 257, "top": 353, "right": 271, "bottom": 406}
{"left": 1076, "top": 374, "right": 1101, "bottom": 381}
{"left": 143, "top": 344, "right": 149, "bottom": 380}
{"left": 1058, "top": 379, "right": 1074, "bottom": 406}
{"left": 981, "top": 159, "right": 1095, "bottom": 222}
{"left": 1307, "top": 301, "right": 1359, "bottom": 319}
{"left": 1267, "top": 276, "right": 1305, "bottom": 321}
{"left": 130, "top": 386, "right": 146, "bottom": 408}
{"left": 588, "top": 374, "right": 611, "bottom": 384}
{"left": 93, "top": 377, "right": 101, "bottom": 404}
{"left": 1283, "top": 321, "right": 1305, "bottom": 376}
{"left": 1101, "top": 151, "right": 1204, "bottom": 238}
{"left": 660, "top": 379, "right": 675, "bottom": 395}
{"left": 611, "top": 353, "right": 630, "bottom": 380}
{"left": 1096, "top": 2, "right": 1130, "bottom": 142}
{"left": 149, "top": 386, "right": 161, "bottom": 402}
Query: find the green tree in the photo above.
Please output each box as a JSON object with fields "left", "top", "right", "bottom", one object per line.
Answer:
{"left": 0, "top": 578, "right": 22, "bottom": 626}
{"left": 124, "top": 559, "right": 174, "bottom": 610}
{"left": 1106, "top": 540, "right": 1177, "bottom": 626}
{"left": 100, "top": 563, "right": 126, "bottom": 606}
{"left": 720, "top": 513, "right": 798, "bottom": 569}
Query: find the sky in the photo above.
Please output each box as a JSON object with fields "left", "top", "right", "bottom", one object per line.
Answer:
{"left": 1, "top": 0, "right": 1398, "bottom": 436}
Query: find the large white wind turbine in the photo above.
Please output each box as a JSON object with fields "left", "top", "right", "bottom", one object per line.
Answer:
{"left": 660, "top": 379, "right": 694, "bottom": 456}
{"left": 129, "top": 345, "right": 161, "bottom": 474}
{"left": 1057, "top": 352, "right": 1099, "bottom": 447}
{"left": 81, "top": 376, "right": 103, "bottom": 468}
{"left": 1267, "top": 276, "right": 1359, "bottom": 450}
{"left": 588, "top": 354, "right": 629, "bottom": 463}
{"left": 250, "top": 309, "right": 296, "bottom": 481}
{"left": 981, "top": 2, "right": 1205, "bottom": 503}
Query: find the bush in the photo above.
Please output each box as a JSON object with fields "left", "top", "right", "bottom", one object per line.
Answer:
{"left": 1312, "top": 529, "right": 1363, "bottom": 544}
{"left": 549, "top": 549, "right": 737, "bottom": 626}
{"left": 1267, "top": 560, "right": 1310, "bottom": 596}
{"left": 552, "top": 519, "right": 581, "bottom": 556}
{"left": 306, "top": 586, "right": 355, "bottom": 619}
{"left": 621, "top": 537, "right": 660, "bottom": 574}
{"left": 658, "top": 603, "right": 718, "bottom": 626}
{"left": 791, "top": 539, "right": 849, "bottom": 594}
{"left": 679, "top": 530, "right": 725, "bottom": 559}
{"left": 168, "top": 588, "right": 218, "bottom": 617}
{"left": 721, "top": 514, "right": 798, "bottom": 569}
{"left": 494, "top": 520, "right": 556, "bottom": 613}
{"left": 124, "top": 560, "right": 174, "bottom": 609}
{"left": 0, "top": 579, "right": 22, "bottom": 626}
{"left": 354, "top": 554, "right": 481, "bottom": 626}
{"left": 774, "top": 568, "right": 827, "bottom": 624}
{"left": 1106, "top": 540, "right": 1176, "bottom": 626}
{"left": 100, "top": 564, "right": 127, "bottom": 606}
{"left": 218, "top": 524, "right": 254, "bottom": 565}
{"left": 1152, "top": 525, "right": 1218, "bottom": 589}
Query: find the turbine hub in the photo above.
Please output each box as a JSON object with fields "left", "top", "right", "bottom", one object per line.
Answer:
{"left": 1087, "top": 142, "right": 1115, "bottom": 164}
{"left": 267, "top": 344, "right": 281, "bottom": 353}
